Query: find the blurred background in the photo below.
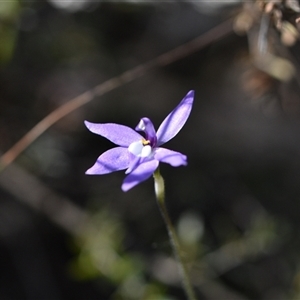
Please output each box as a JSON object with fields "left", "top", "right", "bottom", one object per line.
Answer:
{"left": 2, "top": 0, "right": 300, "bottom": 299}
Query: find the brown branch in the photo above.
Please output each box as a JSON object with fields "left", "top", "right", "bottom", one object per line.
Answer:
{"left": 0, "top": 18, "right": 233, "bottom": 171}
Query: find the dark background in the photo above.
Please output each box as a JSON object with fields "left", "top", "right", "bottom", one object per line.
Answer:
{"left": 1, "top": 1, "right": 300, "bottom": 299}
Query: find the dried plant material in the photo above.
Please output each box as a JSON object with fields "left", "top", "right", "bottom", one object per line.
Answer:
{"left": 281, "top": 21, "right": 299, "bottom": 46}
{"left": 285, "top": 0, "right": 300, "bottom": 12}
{"left": 256, "top": 54, "right": 295, "bottom": 81}
{"left": 242, "top": 68, "right": 274, "bottom": 99}
{"left": 295, "top": 16, "right": 300, "bottom": 31}
{"left": 238, "top": 0, "right": 300, "bottom": 46}
{"left": 264, "top": 2, "right": 275, "bottom": 14}
{"left": 234, "top": 3, "right": 260, "bottom": 35}
{"left": 234, "top": 12, "right": 255, "bottom": 35}
{"left": 256, "top": 0, "right": 265, "bottom": 11}
{"left": 273, "top": 8, "right": 283, "bottom": 30}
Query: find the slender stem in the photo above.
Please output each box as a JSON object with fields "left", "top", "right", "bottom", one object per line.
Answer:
{"left": 153, "top": 168, "right": 197, "bottom": 300}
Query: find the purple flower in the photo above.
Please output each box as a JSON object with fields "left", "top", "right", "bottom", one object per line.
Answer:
{"left": 85, "top": 90, "right": 194, "bottom": 191}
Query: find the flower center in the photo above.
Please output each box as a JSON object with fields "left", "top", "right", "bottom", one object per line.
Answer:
{"left": 128, "top": 139, "right": 153, "bottom": 158}
{"left": 142, "top": 139, "right": 150, "bottom": 146}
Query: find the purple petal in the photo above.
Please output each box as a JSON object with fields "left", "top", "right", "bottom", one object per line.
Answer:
{"left": 85, "top": 121, "right": 142, "bottom": 147}
{"left": 121, "top": 159, "right": 159, "bottom": 192}
{"left": 86, "top": 147, "right": 132, "bottom": 175}
{"left": 156, "top": 90, "right": 194, "bottom": 146}
{"left": 125, "top": 156, "right": 141, "bottom": 174}
{"left": 135, "top": 117, "right": 157, "bottom": 146}
{"left": 155, "top": 147, "right": 187, "bottom": 167}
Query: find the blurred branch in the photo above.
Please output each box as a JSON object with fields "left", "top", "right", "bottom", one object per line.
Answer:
{"left": 0, "top": 163, "right": 88, "bottom": 235}
{"left": 0, "top": 18, "right": 233, "bottom": 171}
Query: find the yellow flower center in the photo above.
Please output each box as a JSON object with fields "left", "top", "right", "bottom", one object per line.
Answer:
{"left": 142, "top": 139, "right": 150, "bottom": 146}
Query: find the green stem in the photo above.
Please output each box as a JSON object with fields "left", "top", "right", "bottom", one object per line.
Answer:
{"left": 153, "top": 167, "right": 197, "bottom": 300}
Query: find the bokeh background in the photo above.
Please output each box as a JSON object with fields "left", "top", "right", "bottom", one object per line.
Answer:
{"left": 2, "top": 0, "right": 300, "bottom": 299}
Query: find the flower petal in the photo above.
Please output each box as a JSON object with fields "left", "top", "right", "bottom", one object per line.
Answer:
{"left": 156, "top": 90, "right": 194, "bottom": 146}
{"left": 155, "top": 147, "right": 187, "bottom": 166}
{"left": 85, "top": 121, "right": 142, "bottom": 147}
{"left": 86, "top": 147, "right": 132, "bottom": 175}
{"left": 125, "top": 156, "right": 141, "bottom": 174}
{"left": 136, "top": 117, "right": 157, "bottom": 146}
{"left": 121, "top": 159, "right": 159, "bottom": 191}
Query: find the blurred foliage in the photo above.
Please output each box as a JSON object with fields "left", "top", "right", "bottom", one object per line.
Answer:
{"left": 69, "top": 211, "right": 169, "bottom": 299}
{"left": 0, "top": 1, "right": 20, "bottom": 64}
